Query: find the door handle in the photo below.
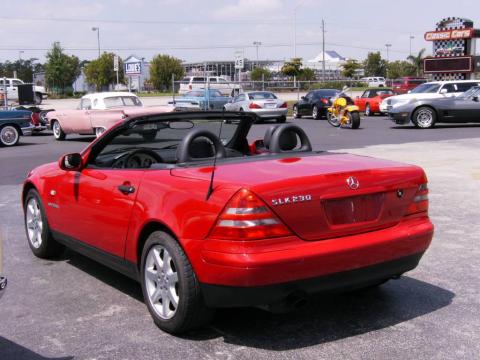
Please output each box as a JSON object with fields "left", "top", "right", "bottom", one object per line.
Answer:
{"left": 118, "top": 184, "right": 135, "bottom": 194}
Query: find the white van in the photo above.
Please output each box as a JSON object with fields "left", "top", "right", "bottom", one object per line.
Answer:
{"left": 179, "top": 76, "right": 242, "bottom": 96}
{"left": 381, "top": 80, "right": 480, "bottom": 112}
{"left": 361, "top": 77, "right": 387, "bottom": 87}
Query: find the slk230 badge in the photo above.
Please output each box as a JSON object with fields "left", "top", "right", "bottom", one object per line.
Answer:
{"left": 271, "top": 194, "right": 312, "bottom": 206}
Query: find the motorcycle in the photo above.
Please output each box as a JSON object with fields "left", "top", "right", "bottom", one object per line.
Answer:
{"left": 326, "top": 88, "right": 361, "bottom": 129}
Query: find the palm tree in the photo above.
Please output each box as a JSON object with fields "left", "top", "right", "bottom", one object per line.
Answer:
{"left": 407, "top": 49, "right": 426, "bottom": 77}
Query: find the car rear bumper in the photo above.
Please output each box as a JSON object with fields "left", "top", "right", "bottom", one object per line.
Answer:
{"left": 21, "top": 124, "right": 35, "bottom": 136}
{"left": 201, "top": 252, "right": 423, "bottom": 307}
{"left": 0, "top": 276, "right": 6, "bottom": 300}
{"left": 250, "top": 108, "right": 288, "bottom": 118}
{"left": 194, "top": 216, "right": 433, "bottom": 299}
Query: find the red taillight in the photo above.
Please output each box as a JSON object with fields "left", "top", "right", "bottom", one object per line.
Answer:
{"left": 249, "top": 103, "right": 262, "bottom": 109}
{"left": 406, "top": 183, "right": 429, "bottom": 216}
{"left": 209, "top": 189, "right": 292, "bottom": 240}
{"left": 31, "top": 112, "right": 40, "bottom": 126}
{"left": 280, "top": 102, "right": 288, "bottom": 108}
{"left": 189, "top": 84, "right": 192, "bottom": 90}
{"left": 321, "top": 98, "right": 329, "bottom": 104}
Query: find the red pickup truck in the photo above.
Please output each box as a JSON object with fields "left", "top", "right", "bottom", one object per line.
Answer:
{"left": 390, "top": 78, "right": 427, "bottom": 94}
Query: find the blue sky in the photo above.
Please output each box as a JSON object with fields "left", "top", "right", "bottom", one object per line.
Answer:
{"left": 1, "top": 0, "right": 479, "bottom": 63}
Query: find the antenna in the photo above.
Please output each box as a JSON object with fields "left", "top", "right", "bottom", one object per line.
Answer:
{"left": 206, "top": 113, "right": 225, "bottom": 200}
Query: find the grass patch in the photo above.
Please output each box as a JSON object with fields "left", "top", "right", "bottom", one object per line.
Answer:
{"left": 137, "top": 92, "right": 175, "bottom": 97}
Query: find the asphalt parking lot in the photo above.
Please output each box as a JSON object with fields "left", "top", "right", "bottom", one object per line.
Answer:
{"left": 1, "top": 115, "right": 479, "bottom": 359}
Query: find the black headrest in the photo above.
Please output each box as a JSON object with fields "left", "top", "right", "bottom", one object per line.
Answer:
{"left": 189, "top": 138, "right": 214, "bottom": 158}
{"left": 278, "top": 130, "right": 298, "bottom": 151}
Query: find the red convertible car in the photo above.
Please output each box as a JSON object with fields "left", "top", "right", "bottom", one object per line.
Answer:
{"left": 23, "top": 111, "right": 433, "bottom": 334}
{"left": 354, "top": 88, "right": 395, "bottom": 116}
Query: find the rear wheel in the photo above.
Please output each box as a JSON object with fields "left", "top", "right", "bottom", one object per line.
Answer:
{"left": 413, "top": 107, "right": 436, "bottom": 128}
{"left": 349, "top": 112, "right": 361, "bottom": 129}
{"left": 312, "top": 105, "right": 321, "bottom": 120}
{"left": 293, "top": 106, "right": 301, "bottom": 118}
{"left": 34, "top": 92, "right": 42, "bottom": 105}
{"left": 365, "top": 104, "right": 372, "bottom": 116}
{"left": 24, "top": 189, "right": 64, "bottom": 259}
{"left": 0, "top": 125, "right": 20, "bottom": 147}
{"left": 52, "top": 120, "right": 66, "bottom": 140}
{"left": 140, "top": 231, "right": 214, "bottom": 334}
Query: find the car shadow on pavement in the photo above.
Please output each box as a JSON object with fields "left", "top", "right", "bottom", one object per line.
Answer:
{"left": 61, "top": 250, "right": 454, "bottom": 351}
{"left": 65, "top": 136, "right": 96, "bottom": 143}
{"left": 188, "top": 276, "right": 454, "bottom": 350}
{"left": 0, "top": 337, "right": 73, "bottom": 360}
{"left": 392, "top": 124, "right": 480, "bottom": 129}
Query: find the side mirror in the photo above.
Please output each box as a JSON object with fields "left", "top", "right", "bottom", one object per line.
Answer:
{"left": 59, "top": 153, "right": 83, "bottom": 171}
{"left": 473, "top": 96, "right": 479, "bottom": 102}
{"left": 301, "top": 96, "right": 306, "bottom": 100}
{"left": 439, "top": 88, "right": 448, "bottom": 94}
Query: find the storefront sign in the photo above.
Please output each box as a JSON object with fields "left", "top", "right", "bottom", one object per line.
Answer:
{"left": 125, "top": 62, "right": 142, "bottom": 75}
{"left": 424, "top": 56, "right": 473, "bottom": 73}
{"left": 425, "top": 29, "right": 474, "bottom": 41}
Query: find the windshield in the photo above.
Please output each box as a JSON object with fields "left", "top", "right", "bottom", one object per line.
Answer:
{"left": 248, "top": 92, "right": 277, "bottom": 100}
{"left": 410, "top": 83, "right": 441, "bottom": 94}
{"left": 104, "top": 96, "right": 143, "bottom": 108}
{"left": 95, "top": 118, "right": 241, "bottom": 166}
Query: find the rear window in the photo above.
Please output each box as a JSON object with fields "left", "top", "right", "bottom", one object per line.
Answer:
{"left": 104, "top": 96, "right": 143, "bottom": 108}
{"left": 192, "top": 77, "right": 205, "bottom": 83}
{"left": 313, "top": 89, "right": 339, "bottom": 98}
{"left": 248, "top": 92, "right": 277, "bottom": 100}
{"left": 455, "top": 82, "right": 479, "bottom": 92}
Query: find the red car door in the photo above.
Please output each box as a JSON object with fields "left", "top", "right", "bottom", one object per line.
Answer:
{"left": 54, "top": 168, "right": 144, "bottom": 258}
{"left": 355, "top": 90, "right": 369, "bottom": 111}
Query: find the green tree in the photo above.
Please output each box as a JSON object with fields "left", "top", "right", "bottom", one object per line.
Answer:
{"left": 363, "top": 52, "right": 387, "bottom": 77}
{"left": 341, "top": 59, "right": 362, "bottom": 78}
{"left": 0, "top": 59, "right": 44, "bottom": 82}
{"left": 407, "top": 48, "right": 426, "bottom": 77}
{"left": 250, "top": 67, "right": 271, "bottom": 81}
{"left": 149, "top": 54, "right": 185, "bottom": 91}
{"left": 44, "top": 42, "right": 81, "bottom": 94}
{"left": 281, "top": 58, "right": 303, "bottom": 78}
{"left": 387, "top": 60, "right": 417, "bottom": 79}
{"left": 298, "top": 67, "right": 316, "bottom": 81}
{"left": 84, "top": 52, "right": 124, "bottom": 91}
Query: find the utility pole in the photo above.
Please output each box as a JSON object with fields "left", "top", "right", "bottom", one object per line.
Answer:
{"left": 409, "top": 35, "right": 415, "bottom": 56}
{"left": 322, "top": 19, "right": 326, "bottom": 81}
{"left": 385, "top": 43, "right": 392, "bottom": 62}
{"left": 253, "top": 41, "right": 261, "bottom": 68}
{"left": 92, "top": 27, "right": 100, "bottom": 57}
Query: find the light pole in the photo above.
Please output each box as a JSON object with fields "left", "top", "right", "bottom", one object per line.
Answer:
{"left": 253, "top": 41, "right": 261, "bottom": 68}
{"left": 293, "top": 0, "right": 306, "bottom": 89}
{"left": 92, "top": 27, "right": 100, "bottom": 57}
{"left": 30, "top": 57, "right": 38, "bottom": 84}
{"left": 18, "top": 50, "right": 24, "bottom": 61}
{"left": 409, "top": 35, "right": 415, "bottom": 56}
{"left": 385, "top": 44, "right": 392, "bottom": 62}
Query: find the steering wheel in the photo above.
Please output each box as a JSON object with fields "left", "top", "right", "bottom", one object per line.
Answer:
{"left": 269, "top": 124, "right": 312, "bottom": 154}
{"left": 176, "top": 128, "right": 226, "bottom": 163}
{"left": 113, "top": 149, "right": 164, "bottom": 168}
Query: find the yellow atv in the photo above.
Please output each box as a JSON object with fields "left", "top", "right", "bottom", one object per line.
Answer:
{"left": 326, "top": 93, "right": 361, "bottom": 129}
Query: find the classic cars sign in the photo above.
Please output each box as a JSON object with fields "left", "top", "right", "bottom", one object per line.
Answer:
{"left": 424, "top": 29, "right": 474, "bottom": 41}
{"left": 125, "top": 62, "right": 142, "bottom": 75}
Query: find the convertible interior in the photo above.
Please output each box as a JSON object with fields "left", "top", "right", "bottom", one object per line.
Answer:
{"left": 89, "top": 112, "right": 314, "bottom": 169}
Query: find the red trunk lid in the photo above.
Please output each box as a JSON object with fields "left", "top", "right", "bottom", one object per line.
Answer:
{"left": 171, "top": 153, "right": 426, "bottom": 240}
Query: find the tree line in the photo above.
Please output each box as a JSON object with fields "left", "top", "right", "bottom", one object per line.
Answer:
{"left": 0, "top": 42, "right": 185, "bottom": 94}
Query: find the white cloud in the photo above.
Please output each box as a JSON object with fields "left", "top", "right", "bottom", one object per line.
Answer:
{"left": 213, "top": 0, "right": 284, "bottom": 19}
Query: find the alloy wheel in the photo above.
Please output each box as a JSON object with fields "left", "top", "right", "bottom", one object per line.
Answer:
{"left": 312, "top": 106, "right": 318, "bottom": 119}
{"left": 416, "top": 109, "right": 434, "bottom": 128}
{"left": 144, "top": 245, "right": 180, "bottom": 320}
{"left": 26, "top": 197, "right": 43, "bottom": 249}
{"left": 293, "top": 106, "right": 298, "bottom": 118}
{"left": 53, "top": 122, "right": 61, "bottom": 138}
{"left": 95, "top": 127, "right": 106, "bottom": 138}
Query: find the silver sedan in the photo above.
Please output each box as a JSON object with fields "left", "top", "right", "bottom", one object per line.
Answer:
{"left": 223, "top": 91, "right": 288, "bottom": 122}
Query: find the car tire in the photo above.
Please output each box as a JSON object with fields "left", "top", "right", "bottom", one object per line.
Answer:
{"left": 24, "top": 189, "right": 64, "bottom": 259}
{"left": 312, "top": 105, "right": 321, "bottom": 120}
{"left": 34, "top": 93, "right": 43, "bottom": 105}
{"left": 365, "top": 104, "right": 372, "bottom": 116}
{"left": 412, "top": 107, "right": 436, "bottom": 129}
{"left": 140, "top": 231, "right": 214, "bottom": 334}
{"left": 293, "top": 105, "right": 301, "bottom": 118}
{"left": 95, "top": 127, "right": 106, "bottom": 138}
{"left": 277, "top": 116, "right": 287, "bottom": 123}
{"left": 52, "top": 120, "right": 66, "bottom": 141}
{"left": 0, "top": 125, "right": 20, "bottom": 147}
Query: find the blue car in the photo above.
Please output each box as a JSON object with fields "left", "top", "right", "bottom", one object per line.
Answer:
{"left": 0, "top": 109, "right": 34, "bottom": 146}
{"left": 170, "top": 89, "right": 231, "bottom": 111}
